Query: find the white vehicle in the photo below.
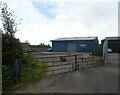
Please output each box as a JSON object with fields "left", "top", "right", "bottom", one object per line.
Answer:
{"left": 108, "top": 48, "right": 112, "bottom": 53}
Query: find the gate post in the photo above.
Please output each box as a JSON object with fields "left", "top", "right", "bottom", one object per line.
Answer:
{"left": 14, "top": 59, "right": 21, "bottom": 83}
{"left": 75, "top": 55, "right": 77, "bottom": 71}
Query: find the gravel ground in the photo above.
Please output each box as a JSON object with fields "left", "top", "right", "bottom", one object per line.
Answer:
{"left": 14, "top": 65, "right": 118, "bottom": 93}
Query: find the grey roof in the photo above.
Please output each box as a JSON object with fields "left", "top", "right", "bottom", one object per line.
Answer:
{"left": 51, "top": 36, "right": 98, "bottom": 41}
{"left": 105, "top": 36, "right": 120, "bottom": 40}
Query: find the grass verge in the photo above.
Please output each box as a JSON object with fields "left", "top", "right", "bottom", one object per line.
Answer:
{"left": 2, "top": 53, "right": 47, "bottom": 93}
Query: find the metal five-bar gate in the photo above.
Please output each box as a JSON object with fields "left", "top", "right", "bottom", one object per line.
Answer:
{"left": 33, "top": 52, "right": 103, "bottom": 76}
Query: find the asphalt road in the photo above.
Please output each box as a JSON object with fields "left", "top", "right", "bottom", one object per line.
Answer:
{"left": 15, "top": 65, "right": 118, "bottom": 93}
{"left": 107, "top": 53, "right": 119, "bottom": 64}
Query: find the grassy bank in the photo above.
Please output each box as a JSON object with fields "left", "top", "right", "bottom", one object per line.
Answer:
{"left": 2, "top": 53, "right": 47, "bottom": 93}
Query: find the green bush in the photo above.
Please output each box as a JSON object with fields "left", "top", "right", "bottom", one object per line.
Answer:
{"left": 2, "top": 34, "right": 23, "bottom": 66}
{"left": 92, "top": 44, "right": 103, "bottom": 56}
{"left": 2, "top": 53, "right": 47, "bottom": 93}
{"left": 2, "top": 33, "right": 24, "bottom": 93}
{"left": 2, "top": 65, "right": 14, "bottom": 86}
{"left": 21, "top": 53, "right": 47, "bottom": 83}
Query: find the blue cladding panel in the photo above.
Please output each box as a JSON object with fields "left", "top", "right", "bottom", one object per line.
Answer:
{"left": 76, "top": 40, "right": 93, "bottom": 52}
{"left": 52, "top": 41, "right": 67, "bottom": 52}
{"left": 52, "top": 38, "right": 99, "bottom": 52}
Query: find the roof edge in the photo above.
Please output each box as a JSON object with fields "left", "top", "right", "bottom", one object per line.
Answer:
{"left": 51, "top": 36, "right": 98, "bottom": 41}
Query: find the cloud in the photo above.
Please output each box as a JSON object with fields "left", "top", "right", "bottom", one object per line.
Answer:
{"left": 1, "top": 0, "right": 118, "bottom": 45}
{"left": 32, "top": 2, "right": 56, "bottom": 19}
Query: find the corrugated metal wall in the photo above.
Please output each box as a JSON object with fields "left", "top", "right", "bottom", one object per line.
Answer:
{"left": 52, "top": 41, "right": 67, "bottom": 52}
{"left": 52, "top": 39, "right": 98, "bottom": 52}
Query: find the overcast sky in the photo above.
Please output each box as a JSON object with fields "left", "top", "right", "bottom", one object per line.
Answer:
{"left": 0, "top": 0, "right": 119, "bottom": 45}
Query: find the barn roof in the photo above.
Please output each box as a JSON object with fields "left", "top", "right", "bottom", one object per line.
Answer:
{"left": 51, "top": 36, "right": 98, "bottom": 41}
{"left": 105, "top": 36, "right": 120, "bottom": 40}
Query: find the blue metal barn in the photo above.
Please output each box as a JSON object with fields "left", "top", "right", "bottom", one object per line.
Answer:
{"left": 50, "top": 36, "right": 99, "bottom": 52}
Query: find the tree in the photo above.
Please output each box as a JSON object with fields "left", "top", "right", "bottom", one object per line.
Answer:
{"left": 25, "top": 40, "right": 29, "bottom": 44}
{"left": 0, "top": 2, "right": 23, "bottom": 66}
{"left": 1, "top": 2, "right": 24, "bottom": 89}
{"left": 47, "top": 44, "right": 51, "bottom": 48}
{"left": 0, "top": 2, "right": 21, "bottom": 37}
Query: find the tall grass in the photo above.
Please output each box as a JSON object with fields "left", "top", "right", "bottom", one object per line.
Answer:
{"left": 2, "top": 53, "right": 47, "bottom": 93}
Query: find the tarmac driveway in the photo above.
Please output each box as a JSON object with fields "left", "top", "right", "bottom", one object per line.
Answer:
{"left": 15, "top": 65, "right": 118, "bottom": 93}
